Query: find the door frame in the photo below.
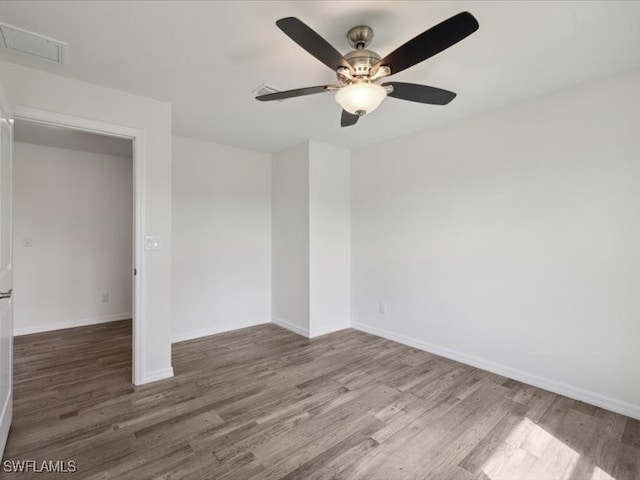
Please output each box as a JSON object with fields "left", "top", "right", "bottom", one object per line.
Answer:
{"left": 12, "top": 105, "right": 146, "bottom": 385}
{"left": 0, "top": 81, "right": 14, "bottom": 457}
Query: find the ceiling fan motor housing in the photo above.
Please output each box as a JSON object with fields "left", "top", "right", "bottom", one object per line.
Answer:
{"left": 344, "top": 48, "right": 381, "bottom": 77}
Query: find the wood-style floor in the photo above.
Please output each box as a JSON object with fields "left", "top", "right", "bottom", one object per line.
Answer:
{"left": 3, "top": 320, "right": 639, "bottom": 479}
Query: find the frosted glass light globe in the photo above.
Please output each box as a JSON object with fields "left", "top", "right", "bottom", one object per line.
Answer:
{"left": 334, "top": 83, "right": 387, "bottom": 115}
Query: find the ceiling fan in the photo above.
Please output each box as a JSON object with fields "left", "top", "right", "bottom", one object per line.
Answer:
{"left": 256, "top": 12, "right": 479, "bottom": 127}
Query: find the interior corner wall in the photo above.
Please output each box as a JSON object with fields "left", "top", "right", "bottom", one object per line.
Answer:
{"left": 171, "top": 135, "right": 272, "bottom": 342}
{"left": 13, "top": 142, "right": 132, "bottom": 334}
{"left": 351, "top": 69, "right": 640, "bottom": 417}
{"left": 0, "top": 61, "right": 173, "bottom": 383}
{"left": 271, "top": 140, "right": 351, "bottom": 338}
{"left": 271, "top": 142, "right": 310, "bottom": 336}
{"left": 309, "top": 141, "right": 351, "bottom": 337}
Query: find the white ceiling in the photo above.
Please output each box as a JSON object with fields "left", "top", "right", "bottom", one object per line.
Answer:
{"left": 14, "top": 119, "right": 132, "bottom": 158}
{"left": 0, "top": 1, "right": 639, "bottom": 153}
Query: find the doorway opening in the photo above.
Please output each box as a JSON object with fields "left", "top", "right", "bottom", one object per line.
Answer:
{"left": 12, "top": 108, "right": 144, "bottom": 386}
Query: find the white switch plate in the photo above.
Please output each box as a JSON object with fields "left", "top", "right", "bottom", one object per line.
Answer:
{"left": 378, "top": 302, "right": 386, "bottom": 315}
{"left": 23, "top": 237, "right": 32, "bottom": 247}
{"left": 145, "top": 236, "right": 160, "bottom": 251}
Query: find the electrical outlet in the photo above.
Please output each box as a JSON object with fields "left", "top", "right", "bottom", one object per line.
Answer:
{"left": 378, "top": 302, "right": 386, "bottom": 315}
{"left": 23, "top": 237, "right": 32, "bottom": 247}
{"left": 101, "top": 293, "right": 110, "bottom": 304}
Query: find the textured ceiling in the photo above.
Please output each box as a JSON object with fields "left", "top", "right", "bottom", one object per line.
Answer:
{"left": 0, "top": 1, "right": 639, "bottom": 152}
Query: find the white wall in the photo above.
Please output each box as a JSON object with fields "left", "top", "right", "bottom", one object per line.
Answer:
{"left": 171, "top": 135, "right": 271, "bottom": 341}
{"left": 309, "top": 141, "right": 351, "bottom": 337}
{"left": 271, "top": 143, "right": 310, "bottom": 336}
{"left": 351, "top": 69, "right": 640, "bottom": 418}
{"left": 0, "top": 61, "right": 173, "bottom": 383}
{"left": 13, "top": 142, "right": 132, "bottom": 334}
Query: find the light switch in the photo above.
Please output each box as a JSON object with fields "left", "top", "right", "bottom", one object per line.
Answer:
{"left": 23, "top": 237, "right": 32, "bottom": 247}
{"left": 145, "top": 236, "right": 160, "bottom": 251}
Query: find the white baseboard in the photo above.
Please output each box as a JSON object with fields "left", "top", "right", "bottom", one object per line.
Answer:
{"left": 272, "top": 317, "right": 310, "bottom": 337}
{"left": 352, "top": 321, "right": 640, "bottom": 420}
{"left": 171, "top": 318, "right": 344, "bottom": 342}
{"left": 309, "top": 324, "right": 349, "bottom": 338}
{"left": 171, "top": 319, "right": 271, "bottom": 343}
{"left": 141, "top": 367, "right": 174, "bottom": 385}
{"left": 14, "top": 313, "right": 132, "bottom": 336}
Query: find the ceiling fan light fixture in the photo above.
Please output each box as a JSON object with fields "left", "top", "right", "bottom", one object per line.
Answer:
{"left": 263, "top": 13, "right": 479, "bottom": 127}
{"left": 334, "top": 83, "right": 387, "bottom": 116}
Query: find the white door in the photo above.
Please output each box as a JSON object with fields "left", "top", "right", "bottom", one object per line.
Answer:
{"left": 0, "top": 85, "right": 13, "bottom": 456}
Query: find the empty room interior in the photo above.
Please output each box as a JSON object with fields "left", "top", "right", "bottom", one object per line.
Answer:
{"left": 0, "top": 1, "right": 638, "bottom": 479}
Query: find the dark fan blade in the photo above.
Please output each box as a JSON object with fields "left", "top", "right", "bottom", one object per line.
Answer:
{"left": 341, "top": 110, "right": 359, "bottom": 127}
{"left": 374, "top": 12, "right": 479, "bottom": 75}
{"left": 256, "top": 85, "right": 331, "bottom": 102}
{"left": 276, "top": 17, "right": 353, "bottom": 72}
{"left": 384, "top": 82, "right": 457, "bottom": 105}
